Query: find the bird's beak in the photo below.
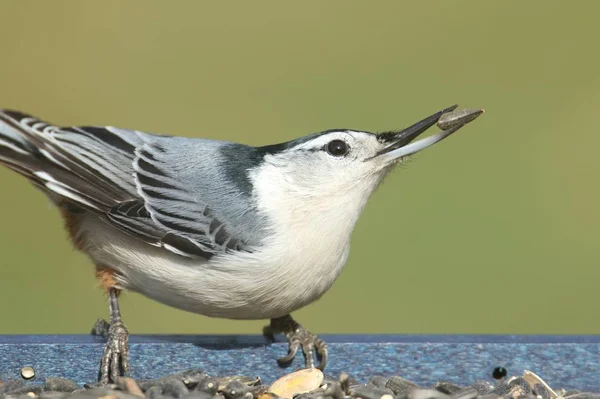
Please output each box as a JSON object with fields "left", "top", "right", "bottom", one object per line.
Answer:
{"left": 373, "top": 105, "right": 483, "bottom": 162}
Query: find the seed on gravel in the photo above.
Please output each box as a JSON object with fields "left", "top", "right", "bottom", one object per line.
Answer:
{"left": 258, "top": 393, "right": 281, "bottom": 399}
{"left": 161, "top": 378, "right": 190, "bottom": 398}
{"left": 216, "top": 376, "right": 259, "bottom": 391}
{"left": 248, "top": 384, "right": 270, "bottom": 398}
{"left": 322, "top": 381, "right": 345, "bottom": 399}
{"left": 293, "top": 387, "right": 327, "bottom": 399}
{"left": 6, "top": 385, "right": 44, "bottom": 396}
{"left": 534, "top": 383, "right": 553, "bottom": 399}
{"left": 0, "top": 379, "right": 25, "bottom": 394}
{"left": 6, "top": 369, "right": 600, "bottom": 399}
{"left": 468, "top": 381, "right": 494, "bottom": 395}
{"left": 523, "top": 370, "right": 558, "bottom": 399}
{"left": 138, "top": 372, "right": 205, "bottom": 392}
{"left": 21, "top": 366, "right": 36, "bottom": 380}
{"left": 218, "top": 376, "right": 261, "bottom": 388}
{"left": 145, "top": 385, "right": 164, "bottom": 399}
{"left": 367, "top": 376, "right": 389, "bottom": 389}
{"left": 385, "top": 376, "right": 419, "bottom": 395}
{"left": 493, "top": 376, "right": 533, "bottom": 397}
{"left": 450, "top": 387, "right": 479, "bottom": 399}
{"left": 339, "top": 372, "right": 362, "bottom": 395}
{"left": 39, "top": 392, "right": 69, "bottom": 399}
{"left": 44, "top": 378, "right": 79, "bottom": 393}
{"left": 196, "top": 377, "right": 219, "bottom": 394}
{"left": 434, "top": 381, "right": 463, "bottom": 395}
{"left": 115, "top": 377, "right": 144, "bottom": 398}
{"left": 437, "top": 109, "right": 484, "bottom": 130}
{"left": 268, "top": 369, "right": 323, "bottom": 399}
{"left": 82, "top": 382, "right": 105, "bottom": 390}
{"left": 176, "top": 369, "right": 209, "bottom": 389}
{"left": 221, "top": 380, "right": 252, "bottom": 399}
{"left": 81, "top": 387, "right": 123, "bottom": 398}
{"left": 185, "top": 391, "right": 218, "bottom": 399}
{"left": 349, "top": 385, "right": 396, "bottom": 399}
{"left": 408, "top": 388, "right": 452, "bottom": 399}
{"left": 322, "top": 374, "right": 339, "bottom": 385}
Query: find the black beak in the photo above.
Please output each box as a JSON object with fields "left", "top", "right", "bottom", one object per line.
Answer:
{"left": 377, "top": 104, "right": 458, "bottom": 147}
{"left": 372, "top": 105, "right": 483, "bottom": 161}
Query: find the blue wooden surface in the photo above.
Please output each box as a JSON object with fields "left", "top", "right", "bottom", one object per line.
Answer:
{"left": 0, "top": 335, "right": 599, "bottom": 391}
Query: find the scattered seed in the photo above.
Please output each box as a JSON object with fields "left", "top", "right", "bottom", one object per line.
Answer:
{"left": 117, "top": 377, "right": 144, "bottom": 398}
{"left": 409, "top": 388, "right": 451, "bottom": 399}
{"left": 368, "top": 376, "right": 389, "bottom": 389}
{"left": 386, "top": 375, "right": 419, "bottom": 395}
{"left": 434, "top": 381, "right": 463, "bottom": 395}
{"left": 269, "top": 368, "right": 323, "bottom": 399}
{"left": 349, "top": 385, "right": 396, "bottom": 399}
{"left": 44, "top": 378, "right": 78, "bottom": 393}
{"left": 4, "top": 368, "right": 599, "bottom": 399}
{"left": 21, "top": 366, "right": 36, "bottom": 380}
{"left": 523, "top": 370, "right": 558, "bottom": 399}
{"left": 493, "top": 367, "right": 508, "bottom": 380}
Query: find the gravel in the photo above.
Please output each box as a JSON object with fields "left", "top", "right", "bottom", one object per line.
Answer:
{"left": 0, "top": 369, "right": 598, "bottom": 399}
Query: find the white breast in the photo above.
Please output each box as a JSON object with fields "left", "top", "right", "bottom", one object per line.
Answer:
{"left": 77, "top": 210, "right": 350, "bottom": 320}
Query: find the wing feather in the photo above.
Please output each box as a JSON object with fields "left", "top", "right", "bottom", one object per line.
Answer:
{"left": 0, "top": 109, "right": 249, "bottom": 258}
{"left": 132, "top": 142, "right": 244, "bottom": 255}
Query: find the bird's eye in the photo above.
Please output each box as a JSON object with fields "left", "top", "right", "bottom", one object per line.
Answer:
{"left": 326, "top": 139, "right": 349, "bottom": 157}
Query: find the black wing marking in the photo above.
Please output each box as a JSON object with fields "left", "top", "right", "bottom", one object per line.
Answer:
{"left": 107, "top": 199, "right": 243, "bottom": 259}
{"left": 1, "top": 110, "right": 247, "bottom": 259}
{"left": 133, "top": 142, "right": 245, "bottom": 256}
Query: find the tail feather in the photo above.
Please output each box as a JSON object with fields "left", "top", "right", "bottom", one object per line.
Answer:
{"left": 0, "top": 111, "right": 38, "bottom": 156}
{"left": 0, "top": 109, "right": 139, "bottom": 212}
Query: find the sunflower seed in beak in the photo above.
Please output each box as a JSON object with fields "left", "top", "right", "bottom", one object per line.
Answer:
{"left": 437, "top": 108, "right": 485, "bottom": 130}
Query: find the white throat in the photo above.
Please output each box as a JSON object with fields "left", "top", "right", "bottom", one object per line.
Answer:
{"left": 245, "top": 157, "right": 382, "bottom": 310}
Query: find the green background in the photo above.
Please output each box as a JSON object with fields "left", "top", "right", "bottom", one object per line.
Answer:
{"left": 0, "top": 1, "right": 598, "bottom": 335}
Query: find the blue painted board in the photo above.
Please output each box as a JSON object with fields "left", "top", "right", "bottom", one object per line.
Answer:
{"left": 0, "top": 335, "right": 598, "bottom": 392}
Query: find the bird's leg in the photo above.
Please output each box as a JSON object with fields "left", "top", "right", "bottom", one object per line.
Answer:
{"left": 263, "top": 314, "right": 328, "bottom": 370}
{"left": 98, "top": 287, "right": 130, "bottom": 384}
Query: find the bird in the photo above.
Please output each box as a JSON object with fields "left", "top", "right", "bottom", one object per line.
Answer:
{"left": 0, "top": 104, "right": 482, "bottom": 384}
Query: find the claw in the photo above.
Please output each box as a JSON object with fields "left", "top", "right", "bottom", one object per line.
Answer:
{"left": 277, "top": 340, "right": 300, "bottom": 365}
{"left": 99, "top": 321, "right": 130, "bottom": 384}
{"left": 264, "top": 315, "right": 328, "bottom": 370}
{"left": 315, "top": 338, "right": 328, "bottom": 370}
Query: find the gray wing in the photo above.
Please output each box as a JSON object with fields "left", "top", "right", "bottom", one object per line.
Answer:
{"left": 0, "top": 110, "right": 248, "bottom": 259}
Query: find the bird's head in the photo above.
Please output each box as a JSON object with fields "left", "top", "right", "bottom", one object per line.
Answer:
{"left": 252, "top": 105, "right": 482, "bottom": 205}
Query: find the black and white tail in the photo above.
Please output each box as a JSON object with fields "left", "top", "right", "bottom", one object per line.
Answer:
{"left": 0, "top": 110, "right": 141, "bottom": 212}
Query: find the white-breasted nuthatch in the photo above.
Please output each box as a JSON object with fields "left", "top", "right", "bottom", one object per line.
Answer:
{"left": 0, "top": 104, "right": 482, "bottom": 383}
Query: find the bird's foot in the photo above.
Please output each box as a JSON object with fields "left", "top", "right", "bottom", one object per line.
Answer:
{"left": 98, "top": 319, "right": 130, "bottom": 385}
{"left": 263, "top": 314, "right": 328, "bottom": 370}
